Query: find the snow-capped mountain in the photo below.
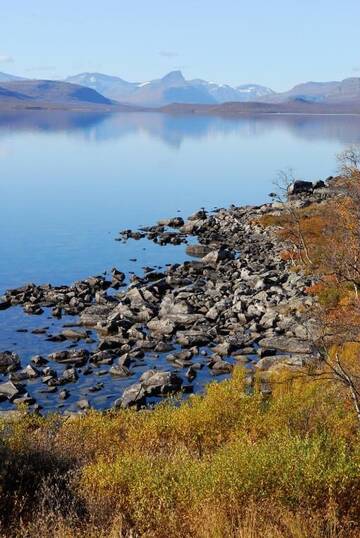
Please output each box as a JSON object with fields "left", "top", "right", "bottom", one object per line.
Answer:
{"left": 65, "top": 72, "right": 138, "bottom": 101}
{"left": 189, "top": 79, "right": 274, "bottom": 103}
{"left": 65, "top": 71, "right": 274, "bottom": 106}
{"left": 66, "top": 71, "right": 216, "bottom": 106}
{"left": 235, "top": 84, "right": 275, "bottom": 101}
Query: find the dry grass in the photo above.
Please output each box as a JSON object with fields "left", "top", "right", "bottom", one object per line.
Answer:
{"left": 0, "top": 369, "right": 359, "bottom": 537}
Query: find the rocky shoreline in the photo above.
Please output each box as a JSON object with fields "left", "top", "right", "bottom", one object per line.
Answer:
{"left": 0, "top": 180, "right": 333, "bottom": 415}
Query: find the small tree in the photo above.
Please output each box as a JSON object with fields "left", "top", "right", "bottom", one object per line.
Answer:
{"left": 271, "top": 151, "right": 360, "bottom": 429}
{"left": 273, "top": 169, "right": 313, "bottom": 266}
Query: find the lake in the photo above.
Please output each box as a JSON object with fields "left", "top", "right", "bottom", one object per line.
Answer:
{"left": 1, "top": 110, "right": 360, "bottom": 412}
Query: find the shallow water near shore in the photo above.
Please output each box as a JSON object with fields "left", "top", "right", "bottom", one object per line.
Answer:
{"left": 1, "top": 110, "right": 360, "bottom": 412}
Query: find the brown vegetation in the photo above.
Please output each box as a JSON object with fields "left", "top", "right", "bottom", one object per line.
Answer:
{"left": 0, "top": 369, "right": 360, "bottom": 537}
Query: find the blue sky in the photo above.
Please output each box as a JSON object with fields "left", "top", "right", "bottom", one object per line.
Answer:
{"left": 1, "top": 0, "right": 359, "bottom": 91}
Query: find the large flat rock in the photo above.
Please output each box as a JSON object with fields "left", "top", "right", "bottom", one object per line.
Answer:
{"left": 258, "top": 336, "right": 314, "bottom": 354}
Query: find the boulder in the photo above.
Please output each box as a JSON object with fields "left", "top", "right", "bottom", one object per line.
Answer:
{"left": 80, "top": 304, "right": 114, "bottom": 326}
{"left": 159, "top": 296, "right": 202, "bottom": 325}
{"left": 255, "top": 354, "right": 311, "bottom": 371}
{"left": 258, "top": 336, "right": 313, "bottom": 354}
{"left": 60, "top": 368, "right": 78, "bottom": 384}
{"left": 0, "top": 381, "right": 22, "bottom": 400}
{"left": 61, "top": 329, "right": 88, "bottom": 340}
{"left": 188, "top": 209, "right": 207, "bottom": 221}
{"left": 202, "top": 247, "right": 234, "bottom": 265}
{"left": 10, "top": 364, "right": 40, "bottom": 382}
{"left": 0, "top": 298, "right": 10, "bottom": 310}
{"left": 313, "top": 180, "right": 326, "bottom": 190}
{"left": 140, "top": 370, "right": 182, "bottom": 395}
{"left": 158, "top": 217, "right": 184, "bottom": 228}
{"left": 118, "top": 383, "right": 146, "bottom": 409}
{"left": 48, "top": 349, "right": 89, "bottom": 366}
{"left": 209, "top": 359, "right": 233, "bottom": 375}
{"left": 0, "top": 351, "right": 20, "bottom": 372}
{"left": 109, "top": 365, "right": 132, "bottom": 377}
{"left": 287, "top": 181, "right": 313, "bottom": 196}
{"left": 147, "top": 318, "right": 175, "bottom": 336}
{"left": 186, "top": 244, "right": 211, "bottom": 257}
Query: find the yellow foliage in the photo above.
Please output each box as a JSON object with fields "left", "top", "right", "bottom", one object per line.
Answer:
{"left": 1, "top": 368, "right": 359, "bottom": 537}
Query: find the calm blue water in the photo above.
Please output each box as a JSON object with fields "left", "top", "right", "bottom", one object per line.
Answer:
{"left": 0, "top": 110, "right": 359, "bottom": 411}
{"left": 1, "top": 111, "right": 360, "bottom": 291}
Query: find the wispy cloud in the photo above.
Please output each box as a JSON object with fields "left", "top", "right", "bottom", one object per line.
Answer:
{"left": 352, "top": 66, "right": 360, "bottom": 73}
{"left": 0, "top": 54, "right": 14, "bottom": 63}
{"left": 159, "top": 50, "right": 179, "bottom": 58}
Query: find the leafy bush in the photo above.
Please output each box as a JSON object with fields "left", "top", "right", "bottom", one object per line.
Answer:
{"left": 0, "top": 368, "right": 359, "bottom": 537}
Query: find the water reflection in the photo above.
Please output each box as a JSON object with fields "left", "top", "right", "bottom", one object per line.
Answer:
{"left": 0, "top": 110, "right": 360, "bottom": 147}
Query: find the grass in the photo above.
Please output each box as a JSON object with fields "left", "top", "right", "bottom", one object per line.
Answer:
{"left": 0, "top": 368, "right": 359, "bottom": 537}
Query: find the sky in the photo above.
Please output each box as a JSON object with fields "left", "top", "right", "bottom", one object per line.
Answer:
{"left": 1, "top": 0, "right": 360, "bottom": 91}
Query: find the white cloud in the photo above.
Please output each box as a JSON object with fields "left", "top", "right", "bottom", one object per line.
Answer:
{"left": 0, "top": 54, "right": 14, "bottom": 63}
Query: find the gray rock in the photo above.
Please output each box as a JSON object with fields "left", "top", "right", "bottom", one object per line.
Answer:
{"left": 109, "top": 365, "right": 132, "bottom": 377}
{"left": 61, "top": 329, "right": 88, "bottom": 340}
{"left": 77, "top": 399, "right": 90, "bottom": 410}
{"left": 202, "top": 247, "right": 234, "bottom": 265}
{"left": 119, "top": 383, "right": 146, "bottom": 408}
{"left": 159, "top": 296, "right": 202, "bottom": 325}
{"left": 258, "top": 336, "right": 313, "bottom": 354}
{"left": 48, "top": 349, "right": 89, "bottom": 366}
{"left": 10, "top": 364, "right": 40, "bottom": 382}
{"left": 0, "top": 351, "right": 20, "bottom": 373}
{"left": 60, "top": 368, "right": 78, "bottom": 384}
{"left": 13, "top": 393, "right": 35, "bottom": 406}
{"left": 188, "top": 209, "right": 207, "bottom": 221}
{"left": 158, "top": 217, "right": 184, "bottom": 228}
{"left": 147, "top": 318, "right": 175, "bottom": 336}
{"left": 31, "top": 355, "right": 48, "bottom": 366}
{"left": 59, "top": 389, "right": 69, "bottom": 400}
{"left": 288, "top": 180, "right": 313, "bottom": 196}
{"left": 255, "top": 354, "right": 311, "bottom": 371}
{"left": 0, "top": 381, "right": 22, "bottom": 400}
{"left": 140, "top": 370, "right": 182, "bottom": 395}
{"left": 209, "top": 359, "right": 233, "bottom": 375}
{"left": 186, "top": 244, "right": 211, "bottom": 257}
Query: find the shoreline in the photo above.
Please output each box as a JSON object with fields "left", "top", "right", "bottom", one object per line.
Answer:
{"left": 0, "top": 182, "right": 330, "bottom": 415}
{"left": 2, "top": 104, "right": 360, "bottom": 118}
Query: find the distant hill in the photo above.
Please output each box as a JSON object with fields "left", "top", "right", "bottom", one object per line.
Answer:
{"left": 66, "top": 72, "right": 138, "bottom": 102}
{"left": 65, "top": 71, "right": 274, "bottom": 106}
{"left": 0, "top": 80, "right": 140, "bottom": 110}
{"left": 262, "top": 77, "right": 360, "bottom": 104}
{"left": 0, "top": 71, "right": 26, "bottom": 82}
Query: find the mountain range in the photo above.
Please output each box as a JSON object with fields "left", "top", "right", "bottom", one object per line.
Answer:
{"left": 65, "top": 70, "right": 275, "bottom": 106}
{"left": 1, "top": 70, "right": 360, "bottom": 111}
{"left": 263, "top": 77, "right": 360, "bottom": 104}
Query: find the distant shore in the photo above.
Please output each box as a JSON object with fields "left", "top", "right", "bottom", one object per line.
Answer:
{"left": 1, "top": 100, "right": 360, "bottom": 116}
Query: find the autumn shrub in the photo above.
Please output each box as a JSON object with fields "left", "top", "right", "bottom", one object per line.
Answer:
{"left": 0, "top": 368, "right": 359, "bottom": 537}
